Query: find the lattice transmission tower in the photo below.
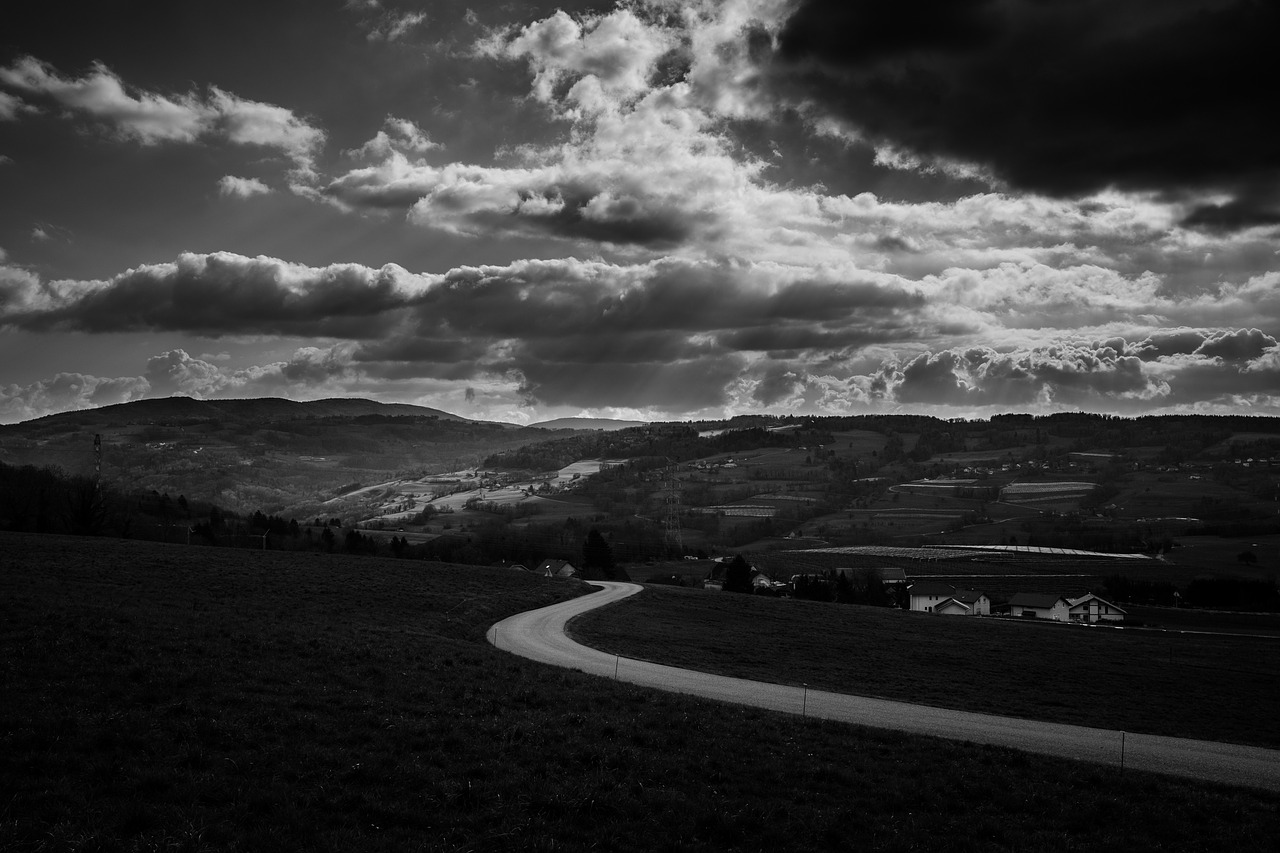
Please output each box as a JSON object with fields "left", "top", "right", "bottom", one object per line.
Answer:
{"left": 662, "top": 460, "right": 683, "bottom": 557}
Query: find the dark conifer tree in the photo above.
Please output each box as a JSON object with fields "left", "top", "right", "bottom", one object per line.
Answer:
{"left": 582, "top": 528, "right": 615, "bottom": 572}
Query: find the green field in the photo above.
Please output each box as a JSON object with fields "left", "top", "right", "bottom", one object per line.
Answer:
{"left": 4, "top": 533, "right": 1280, "bottom": 852}
{"left": 572, "top": 585, "right": 1280, "bottom": 750}
{"left": 1162, "top": 534, "right": 1280, "bottom": 577}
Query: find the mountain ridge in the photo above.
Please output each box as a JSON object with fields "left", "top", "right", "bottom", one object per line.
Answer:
{"left": 2, "top": 395, "right": 489, "bottom": 430}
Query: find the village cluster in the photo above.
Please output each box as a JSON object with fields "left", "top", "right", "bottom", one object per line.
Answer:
{"left": 902, "top": 582, "right": 1126, "bottom": 623}
{"left": 505, "top": 555, "right": 1127, "bottom": 624}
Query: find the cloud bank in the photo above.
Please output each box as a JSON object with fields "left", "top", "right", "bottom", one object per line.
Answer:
{"left": 3, "top": 248, "right": 1280, "bottom": 422}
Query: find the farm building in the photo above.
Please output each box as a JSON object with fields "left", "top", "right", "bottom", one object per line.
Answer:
{"left": 535, "top": 559, "right": 578, "bottom": 579}
{"left": 832, "top": 566, "right": 907, "bottom": 587}
{"left": 876, "top": 567, "right": 908, "bottom": 586}
{"left": 1006, "top": 593, "right": 1070, "bottom": 621}
{"left": 1066, "top": 593, "right": 1126, "bottom": 623}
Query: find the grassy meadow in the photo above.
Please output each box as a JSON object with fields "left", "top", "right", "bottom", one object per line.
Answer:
{"left": 3, "top": 532, "right": 1279, "bottom": 852}
{"left": 572, "top": 585, "right": 1280, "bottom": 750}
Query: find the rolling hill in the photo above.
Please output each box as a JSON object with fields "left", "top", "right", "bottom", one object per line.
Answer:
{"left": 0, "top": 396, "right": 547, "bottom": 515}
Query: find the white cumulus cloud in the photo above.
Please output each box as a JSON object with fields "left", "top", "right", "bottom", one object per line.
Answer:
{"left": 0, "top": 56, "right": 325, "bottom": 174}
{"left": 218, "top": 175, "right": 273, "bottom": 198}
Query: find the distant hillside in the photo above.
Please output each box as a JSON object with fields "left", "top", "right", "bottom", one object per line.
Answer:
{"left": 10, "top": 395, "right": 477, "bottom": 429}
{"left": 528, "top": 417, "right": 649, "bottom": 431}
{"left": 0, "top": 396, "right": 545, "bottom": 515}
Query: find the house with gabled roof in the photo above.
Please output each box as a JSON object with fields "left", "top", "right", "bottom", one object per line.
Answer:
{"left": 933, "top": 589, "right": 991, "bottom": 616}
{"left": 1008, "top": 593, "right": 1070, "bottom": 621}
{"left": 1067, "top": 593, "right": 1126, "bottom": 623}
{"left": 908, "top": 581, "right": 961, "bottom": 613}
{"left": 535, "top": 559, "right": 577, "bottom": 579}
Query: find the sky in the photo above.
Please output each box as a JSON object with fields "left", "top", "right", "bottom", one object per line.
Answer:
{"left": 1, "top": 0, "right": 1278, "bottom": 425}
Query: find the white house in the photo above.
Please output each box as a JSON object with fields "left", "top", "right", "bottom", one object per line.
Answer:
{"left": 1007, "top": 593, "right": 1070, "bottom": 621}
{"left": 1067, "top": 593, "right": 1126, "bottom": 623}
{"left": 932, "top": 589, "right": 991, "bottom": 616}
{"left": 908, "top": 581, "right": 960, "bottom": 613}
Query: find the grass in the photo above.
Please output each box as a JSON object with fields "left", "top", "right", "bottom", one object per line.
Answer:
{"left": 1125, "top": 605, "right": 1280, "bottom": 636}
{"left": 2, "top": 532, "right": 1278, "bottom": 852}
{"left": 1163, "top": 534, "right": 1280, "bottom": 579}
{"left": 572, "top": 585, "right": 1280, "bottom": 750}
{"left": 1111, "top": 472, "right": 1269, "bottom": 521}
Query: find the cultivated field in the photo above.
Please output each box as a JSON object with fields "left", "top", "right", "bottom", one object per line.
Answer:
{"left": 353, "top": 460, "right": 618, "bottom": 525}
{"left": 4, "top": 533, "right": 1280, "bottom": 851}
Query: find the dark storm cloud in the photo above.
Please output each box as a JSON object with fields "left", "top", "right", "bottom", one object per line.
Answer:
{"left": 770, "top": 0, "right": 1280, "bottom": 229}
{"left": 1134, "top": 330, "right": 1211, "bottom": 360}
{"left": 403, "top": 258, "right": 922, "bottom": 342}
{"left": 894, "top": 351, "right": 973, "bottom": 405}
{"left": 1194, "top": 328, "right": 1277, "bottom": 361}
{"left": 456, "top": 185, "right": 701, "bottom": 248}
{"left": 1133, "top": 328, "right": 1279, "bottom": 362}
{"left": 779, "top": 0, "right": 1002, "bottom": 65}
{"left": 336, "top": 255, "right": 926, "bottom": 409}
{"left": 891, "top": 344, "right": 1163, "bottom": 408}
{"left": 0, "top": 253, "right": 925, "bottom": 369}
{"left": 1181, "top": 197, "right": 1280, "bottom": 233}
{"left": 325, "top": 162, "right": 709, "bottom": 249}
{"left": 752, "top": 363, "right": 803, "bottom": 406}
{"left": 3, "top": 253, "right": 427, "bottom": 339}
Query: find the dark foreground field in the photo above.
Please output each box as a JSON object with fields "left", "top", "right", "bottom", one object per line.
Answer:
{"left": 3, "top": 533, "right": 1278, "bottom": 852}
{"left": 572, "top": 585, "right": 1280, "bottom": 750}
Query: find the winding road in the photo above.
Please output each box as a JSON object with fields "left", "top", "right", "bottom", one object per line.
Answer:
{"left": 488, "top": 582, "right": 1280, "bottom": 793}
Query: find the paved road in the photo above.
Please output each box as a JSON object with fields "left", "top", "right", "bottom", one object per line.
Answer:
{"left": 488, "top": 582, "right": 1280, "bottom": 793}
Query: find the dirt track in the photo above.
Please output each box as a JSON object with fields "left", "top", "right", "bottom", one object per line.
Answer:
{"left": 488, "top": 582, "right": 1280, "bottom": 793}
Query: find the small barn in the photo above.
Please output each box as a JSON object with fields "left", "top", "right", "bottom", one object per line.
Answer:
{"left": 1008, "top": 593, "right": 1070, "bottom": 621}
{"left": 535, "top": 559, "right": 578, "bottom": 579}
